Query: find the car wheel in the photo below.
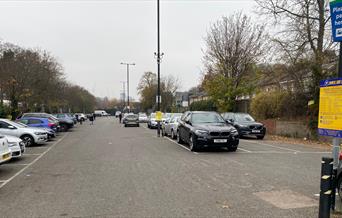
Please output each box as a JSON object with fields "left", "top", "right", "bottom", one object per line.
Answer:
{"left": 228, "top": 146, "right": 237, "bottom": 152}
{"left": 177, "top": 131, "right": 184, "bottom": 144}
{"left": 124, "top": 124, "right": 127, "bottom": 127}
{"left": 137, "top": 124, "right": 140, "bottom": 127}
{"left": 171, "top": 130, "right": 175, "bottom": 139}
{"left": 189, "top": 135, "right": 198, "bottom": 152}
{"left": 21, "top": 135, "right": 34, "bottom": 147}
{"left": 60, "top": 123, "right": 68, "bottom": 132}
{"left": 257, "top": 135, "right": 265, "bottom": 140}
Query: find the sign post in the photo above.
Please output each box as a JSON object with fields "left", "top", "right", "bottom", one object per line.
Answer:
{"left": 330, "top": 0, "right": 342, "bottom": 42}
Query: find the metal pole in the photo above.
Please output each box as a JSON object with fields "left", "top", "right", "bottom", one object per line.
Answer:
{"left": 319, "top": 157, "right": 333, "bottom": 218}
{"left": 331, "top": 42, "right": 342, "bottom": 210}
{"left": 127, "top": 64, "right": 130, "bottom": 113}
{"left": 157, "top": 0, "right": 161, "bottom": 137}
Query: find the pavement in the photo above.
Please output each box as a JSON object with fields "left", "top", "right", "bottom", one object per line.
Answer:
{"left": 0, "top": 117, "right": 337, "bottom": 217}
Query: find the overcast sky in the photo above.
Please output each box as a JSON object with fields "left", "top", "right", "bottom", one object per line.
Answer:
{"left": 0, "top": 0, "right": 256, "bottom": 100}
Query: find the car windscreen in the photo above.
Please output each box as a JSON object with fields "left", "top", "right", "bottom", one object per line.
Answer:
{"left": 126, "top": 115, "right": 138, "bottom": 119}
{"left": 234, "top": 114, "right": 255, "bottom": 122}
{"left": 191, "top": 113, "right": 225, "bottom": 124}
{"left": 150, "top": 113, "right": 156, "bottom": 118}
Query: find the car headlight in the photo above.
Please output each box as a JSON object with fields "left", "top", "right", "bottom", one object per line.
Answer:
{"left": 195, "top": 130, "right": 209, "bottom": 135}
{"left": 34, "top": 132, "right": 46, "bottom": 135}
{"left": 238, "top": 124, "right": 248, "bottom": 128}
{"left": 231, "top": 129, "right": 239, "bottom": 136}
{"left": 8, "top": 142, "right": 16, "bottom": 147}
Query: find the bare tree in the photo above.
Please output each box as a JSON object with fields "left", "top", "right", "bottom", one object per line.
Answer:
{"left": 202, "top": 12, "right": 267, "bottom": 111}
{"left": 256, "top": 0, "right": 336, "bottom": 103}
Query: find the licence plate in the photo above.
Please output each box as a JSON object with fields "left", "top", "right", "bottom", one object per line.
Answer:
{"left": 214, "top": 139, "right": 227, "bottom": 143}
{"left": 252, "top": 130, "right": 261, "bottom": 133}
{"left": 2, "top": 153, "right": 10, "bottom": 160}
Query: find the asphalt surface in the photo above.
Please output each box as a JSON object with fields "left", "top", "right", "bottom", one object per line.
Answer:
{"left": 0, "top": 117, "right": 336, "bottom": 217}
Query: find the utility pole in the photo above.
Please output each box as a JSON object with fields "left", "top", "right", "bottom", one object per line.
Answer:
{"left": 120, "top": 81, "right": 126, "bottom": 109}
{"left": 155, "top": 0, "right": 164, "bottom": 137}
{"left": 120, "top": 62, "right": 135, "bottom": 112}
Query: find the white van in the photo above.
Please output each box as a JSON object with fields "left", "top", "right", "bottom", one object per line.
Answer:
{"left": 94, "top": 110, "right": 109, "bottom": 116}
{"left": 0, "top": 135, "right": 11, "bottom": 164}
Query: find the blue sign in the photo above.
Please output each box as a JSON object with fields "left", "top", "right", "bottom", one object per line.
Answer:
{"left": 330, "top": 0, "right": 342, "bottom": 42}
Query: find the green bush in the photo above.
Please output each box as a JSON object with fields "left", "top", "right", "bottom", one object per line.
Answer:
{"left": 189, "top": 99, "right": 217, "bottom": 111}
{"left": 251, "top": 90, "right": 308, "bottom": 120}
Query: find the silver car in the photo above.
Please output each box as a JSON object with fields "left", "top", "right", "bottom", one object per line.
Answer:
{"left": 162, "top": 115, "right": 182, "bottom": 139}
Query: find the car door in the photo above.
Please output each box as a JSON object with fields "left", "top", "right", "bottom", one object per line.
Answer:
{"left": 182, "top": 113, "right": 193, "bottom": 143}
{"left": 0, "top": 121, "right": 19, "bottom": 137}
{"left": 165, "top": 117, "right": 174, "bottom": 135}
{"left": 178, "top": 112, "right": 188, "bottom": 140}
{"left": 28, "top": 119, "right": 44, "bottom": 128}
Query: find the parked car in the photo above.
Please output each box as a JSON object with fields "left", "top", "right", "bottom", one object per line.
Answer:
{"left": 0, "top": 119, "right": 48, "bottom": 146}
{"left": 17, "top": 117, "right": 58, "bottom": 133}
{"left": 15, "top": 121, "right": 56, "bottom": 139}
{"left": 123, "top": 114, "right": 139, "bottom": 127}
{"left": 0, "top": 135, "right": 11, "bottom": 164}
{"left": 138, "top": 113, "right": 148, "bottom": 123}
{"left": 177, "top": 111, "right": 239, "bottom": 152}
{"left": 21, "top": 113, "right": 60, "bottom": 131}
{"left": 148, "top": 113, "right": 161, "bottom": 129}
{"left": 75, "top": 113, "right": 87, "bottom": 121}
{"left": 53, "top": 113, "right": 75, "bottom": 131}
{"left": 5, "top": 135, "right": 25, "bottom": 158}
{"left": 115, "top": 111, "right": 122, "bottom": 118}
{"left": 221, "top": 112, "right": 266, "bottom": 139}
{"left": 162, "top": 114, "right": 182, "bottom": 139}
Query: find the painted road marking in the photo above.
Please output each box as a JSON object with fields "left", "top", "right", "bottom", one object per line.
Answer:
{"left": 241, "top": 140, "right": 301, "bottom": 153}
{"left": 164, "top": 136, "right": 199, "bottom": 154}
{"left": 237, "top": 148, "right": 252, "bottom": 153}
{"left": 0, "top": 132, "right": 69, "bottom": 189}
{"left": 7, "top": 163, "right": 29, "bottom": 166}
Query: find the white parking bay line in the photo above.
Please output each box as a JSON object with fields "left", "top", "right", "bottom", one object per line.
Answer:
{"left": 0, "top": 132, "right": 69, "bottom": 189}
{"left": 237, "top": 147, "right": 252, "bottom": 153}
{"left": 241, "top": 139, "right": 300, "bottom": 153}
{"left": 164, "top": 136, "right": 198, "bottom": 154}
{"left": 8, "top": 163, "right": 29, "bottom": 166}
{"left": 0, "top": 180, "right": 7, "bottom": 183}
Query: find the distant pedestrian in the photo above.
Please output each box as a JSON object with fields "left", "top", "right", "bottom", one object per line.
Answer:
{"left": 119, "top": 113, "right": 122, "bottom": 123}
{"left": 89, "top": 113, "right": 94, "bottom": 125}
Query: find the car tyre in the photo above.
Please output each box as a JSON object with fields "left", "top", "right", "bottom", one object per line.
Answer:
{"left": 227, "top": 146, "right": 237, "bottom": 152}
{"left": 189, "top": 134, "right": 198, "bottom": 152}
{"left": 257, "top": 135, "right": 265, "bottom": 140}
{"left": 177, "top": 131, "right": 184, "bottom": 144}
{"left": 137, "top": 124, "right": 140, "bottom": 127}
{"left": 60, "top": 123, "right": 68, "bottom": 132}
{"left": 124, "top": 124, "right": 127, "bottom": 127}
{"left": 21, "top": 135, "right": 34, "bottom": 147}
{"left": 171, "top": 130, "right": 176, "bottom": 139}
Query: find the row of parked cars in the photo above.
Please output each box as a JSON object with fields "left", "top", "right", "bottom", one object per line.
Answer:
{"left": 0, "top": 112, "right": 88, "bottom": 165}
{"left": 145, "top": 111, "right": 266, "bottom": 152}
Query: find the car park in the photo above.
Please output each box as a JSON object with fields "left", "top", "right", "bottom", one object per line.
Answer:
{"left": 123, "top": 114, "right": 139, "bottom": 127}
{"left": 162, "top": 114, "right": 182, "bottom": 139}
{"left": 5, "top": 135, "right": 25, "bottom": 158}
{"left": 222, "top": 112, "right": 266, "bottom": 139}
{"left": 177, "top": 111, "right": 239, "bottom": 152}
{"left": 0, "top": 135, "right": 11, "bottom": 164}
{"left": 0, "top": 119, "right": 48, "bottom": 146}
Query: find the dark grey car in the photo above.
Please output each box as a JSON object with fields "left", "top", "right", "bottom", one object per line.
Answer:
{"left": 123, "top": 114, "right": 139, "bottom": 127}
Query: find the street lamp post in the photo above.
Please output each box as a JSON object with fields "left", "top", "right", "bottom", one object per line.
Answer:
{"left": 120, "top": 62, "right": 135, "bottom": 112}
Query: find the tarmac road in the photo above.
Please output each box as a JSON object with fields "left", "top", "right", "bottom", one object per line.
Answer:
{"left": 0, "top": 117, "right": 332, "bottom": 217}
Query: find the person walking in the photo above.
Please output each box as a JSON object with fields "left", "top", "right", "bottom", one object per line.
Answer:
{"left": 119, "top": 113, "right": 122, "bottom": 123}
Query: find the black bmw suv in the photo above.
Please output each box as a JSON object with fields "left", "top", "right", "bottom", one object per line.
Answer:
{"left": 221, "top": 112, "right": 266, "bottom": 139}
{"left": 177, "top": 111, "right": 239, "bottom": 152}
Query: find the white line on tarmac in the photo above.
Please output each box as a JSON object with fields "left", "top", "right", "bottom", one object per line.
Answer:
{"left": 241, "top": 139, "right": 301, "bottom": 153}
{"left": 164, "top": 136, "right": 199, "bottom": 154}
{"left": 0, "top": 180, "right": 7, "bottom": 183}
{"left": 23, "top": 153, "right": 42, "bottom": 156}
{"left": 0, "top": 132, "right": 69, "bottom": 189}
{"left": 7, "top": 163, "right": 29, "bottom": 166}
{"left": 237, "top": 147, "right": 252, "bottom": 153}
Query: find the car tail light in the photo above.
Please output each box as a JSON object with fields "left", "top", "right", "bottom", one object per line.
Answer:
{"left": 48, "top": 123, "right": 54, "bottom": 127}
{"left": 339, "top": 152, "right": 342, "bottom": 161}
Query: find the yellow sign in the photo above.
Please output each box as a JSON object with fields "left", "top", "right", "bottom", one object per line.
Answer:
{"left": 156, "top": 111, "right": 163, "bottom": 121}
{"left": 318, "top": 80, "right": 342, "bottom": 135}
